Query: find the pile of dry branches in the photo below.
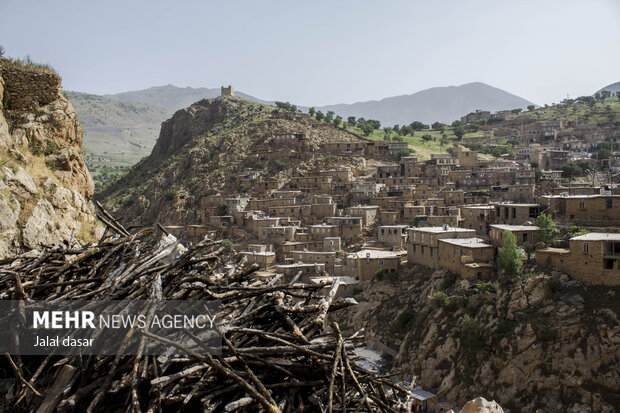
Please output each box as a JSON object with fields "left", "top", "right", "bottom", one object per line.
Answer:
{"left": 0, "top": 215, "right": 412, "bottom": 412}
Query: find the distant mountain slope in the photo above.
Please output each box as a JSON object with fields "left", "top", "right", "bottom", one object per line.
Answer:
{"left": 104, "top": 84, "right": 272, "bottom": 111}
{"left": 316, "top": 82, "right": 535, "bottom": 126}
{"left": 597, "top": 81, "right": 620, "bottom": 95}
{"left": 66, "top": 91, "right": 173, "bottom": 159}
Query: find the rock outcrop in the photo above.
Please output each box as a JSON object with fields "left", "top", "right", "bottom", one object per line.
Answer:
{"left": 335, "top": 266, "right": 619, "bottom": 412}
{"left": 0, "top": 58, "right": 101, "bottom": 257}
{"left": 457, "top": 397, "right": 504, "bottom": 413}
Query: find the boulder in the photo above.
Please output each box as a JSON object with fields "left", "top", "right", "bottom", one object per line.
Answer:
{"left": 459, "top": 397, "right": 504, "bottom": 413}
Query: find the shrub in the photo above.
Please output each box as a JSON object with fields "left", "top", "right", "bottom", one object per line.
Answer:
{"left": 375, "top": 269, "right": 384, "bottom": 281}
{"left": 477, "top": 281, "right": 492, "bottom": 293}
{"left": 496, "top": 318, "right": 516, "bottom": 338}
{"left": 457, "top": 295, "right": 468, "bottom": 308}
{"left": 273, "top": 160, "right": 286, "bottom": 170}
{"left": 165, "top": 189, "right": 178, "bottom": 200}
{"left": 441, "top": 272, "right": 458, "bottom": 290}
{"left": 431, "top": 291, "right": 455, "bottom": 309}
{"left": 537, "top": 324, "right": 557, "bottom": 342}
{"left": 458, "top": 314, "right": 482, "bottom": 350}
{"left": 221, "top": 241, "right": 235, "bottom": 253}
{"left": 386, "top": 271, "right": 399, "bottom": 281}
{"left": 396, "top": 309, "right": 415, "bottom": 329}
{"left": 546, "top": 278, "right": 562, "bottom": 293}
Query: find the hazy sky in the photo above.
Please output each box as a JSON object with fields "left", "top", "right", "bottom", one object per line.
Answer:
{"left": 1, "top": 0, "right": 618, "bottom": 106}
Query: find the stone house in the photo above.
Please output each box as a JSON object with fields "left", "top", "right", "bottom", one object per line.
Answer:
{"left": 459, "top": 205, "right": 495, "bottom": 235}
{"left": 240, "top": 251, "right": 276, "bottom": 269}
{"left": 377, "top": 225, "right": 409, "bottom": 248}
{"left": 489, "top": 224, "right": 538, "bottom": 247}
{"left": 535, "top": 233, "right": 620, "bottom": 286}
{"left": 491, "top": 202, "right": 541, "bottom": 225}
{"left": 437, "top": 237, "right": 494, "bottom": 279}
{"left": 407, "top": 226, "right": 476, "bottom": 269}
{"left": 291, "top": 250, "right": 336, "bottom": 272}
{"left": 345, "top": 250, "right": 400, "bottom": 284}
{"left": 346, "top": 205, "right": 379, "bottom": 226}
{"left": 541, "top": 194, "right": 620, "bottom": 226}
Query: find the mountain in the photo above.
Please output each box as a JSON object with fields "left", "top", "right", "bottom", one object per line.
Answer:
{"left": 597, "top": 81, "right": 620, "bottom": 95}
{"left": 316, "top": 82, "right": 535, "bottom": 126}
{"left": 66, "top": 91, "right": 173, "bottom": 162}
{"left": 104, "top": 84, "right": 273, "bottom": 111}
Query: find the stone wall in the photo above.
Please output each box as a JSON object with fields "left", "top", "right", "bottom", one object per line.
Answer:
{"left": 0, "top": 59, "right": 61, "bottom": 110}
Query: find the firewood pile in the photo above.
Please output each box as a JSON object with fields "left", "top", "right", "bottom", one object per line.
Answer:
{"left": 0, "top": 212, "right": 412, "bottom": 412}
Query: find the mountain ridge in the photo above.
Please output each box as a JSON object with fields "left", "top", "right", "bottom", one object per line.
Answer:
{"left": 316, "top": 82, "right": 535, "bottom": 125}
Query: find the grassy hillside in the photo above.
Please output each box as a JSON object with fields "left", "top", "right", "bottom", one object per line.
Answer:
{"left": 66, "top": 91, "right": 174, "bottom": 187}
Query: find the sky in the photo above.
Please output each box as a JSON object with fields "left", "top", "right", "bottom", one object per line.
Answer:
{"left": 1, "top": 0, "right": 619, "bottom": 106}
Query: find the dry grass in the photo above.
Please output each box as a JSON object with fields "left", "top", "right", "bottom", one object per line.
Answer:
{"left": 0, "top": 56, "right": 56, "bottom": 74}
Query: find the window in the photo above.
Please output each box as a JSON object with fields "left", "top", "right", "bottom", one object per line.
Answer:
{"left": 583, "top": 243, "right": 589, "bottom": 254}
{"left": 606, "top": 199, "right": 613, "bottom": 209}
{"left": 379, "top": 260, "right": 384, "bottom": 266}
{"left": 580, "top": 200, "right": 585, "bottom": 209}
{"left": 430, "top": 248, "right": 433, "bottom": 257}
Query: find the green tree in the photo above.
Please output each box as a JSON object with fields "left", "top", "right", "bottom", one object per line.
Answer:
{"left": 421, "top": 134, "right": 433, "bottom": 143}
{"left": 315, "top": 110, "right": 325, "bottom": 121}
{"left": 535, "top": 213, "right": 559, "bottom": 247}
{"left": 347, "top": 116, "right": 356, "bottom": 126}
{"left": 308, "top": 107, "right": 315, "bottom": 117}
{"left": 432, "top": 121, "right": 444, "bottom": 132}
{"left": 453, "top": 126, "right": 465, "bottom": 140}
{"left": 511, "top": 108, "right": 523, "bottom": 114}
{"left": 333, "top": 116, "right": 342, "bottom": 127}
{"left": 562, "top": 161, "right": 584, "bottom": 179}
{"left": 383, "top": 127, "right": 393, "bottom": 140}
{"left": 497, "top": 231, "right": 523, "bottom": 277}
{"left": 451, "top": 120, "right": 462, "bottom": 128}
{"left": 360, "top": 123, "right": 374, "bottom": 136}
{"left": 527, "top": 105, "right": 536, "bottom": 111}
{"left": 410, "top": 121, "right": 426, "bottom": 131}
{"left": 325, "top": 111, "right": 335, "bottom": 122}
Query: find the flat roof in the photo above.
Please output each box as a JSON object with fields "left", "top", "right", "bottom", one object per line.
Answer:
{"left": 460, "top": 205, "right": 494, "bottom": 210}
{"left": 490, "top": 202, "right": 540, "bottom": 207}
{"left": 439, "top": 237, "right": 491, "bottom": 248}
{"left": 378, "top": 225, "right": 409, "bottom": 229}
{"left": 543, "top": 194, "right": 618, "bottom": 199}
{"left": 348, "top": 250, "right": 399, "bottom": 259}
{"left": 571, "top": 233, "right": 620, "bottom": 242}
{"left": 490, "top": 224, "right": 539, "bottom": 232}
{"left": 410, "top": 226, "right": 475, "bottom": 234}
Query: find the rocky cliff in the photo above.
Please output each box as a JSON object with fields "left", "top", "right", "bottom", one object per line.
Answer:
{"left": 0, "top": 58, "right": 101, "bottom": 257}
{"left": 335, "top": 265, "right": 619, "bottom": 412}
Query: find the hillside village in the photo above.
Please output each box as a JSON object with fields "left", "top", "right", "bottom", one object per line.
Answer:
{"left": 151, "top": 87, "right": 620, "bottom": 294}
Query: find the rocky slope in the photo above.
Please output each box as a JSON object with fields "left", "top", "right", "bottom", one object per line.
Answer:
{"left": 98, "top": 96, "right": 371, "bottom": 226}
{"left": 335, "top": 265, "right": 619, "bottom": 412}
{"left": 0, "top": 58, "right": 101, "bottom": 257}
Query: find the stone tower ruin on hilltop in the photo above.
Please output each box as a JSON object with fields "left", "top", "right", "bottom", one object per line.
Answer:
{"left": 221, "top": 85, "right": 234, "bottom": 97}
